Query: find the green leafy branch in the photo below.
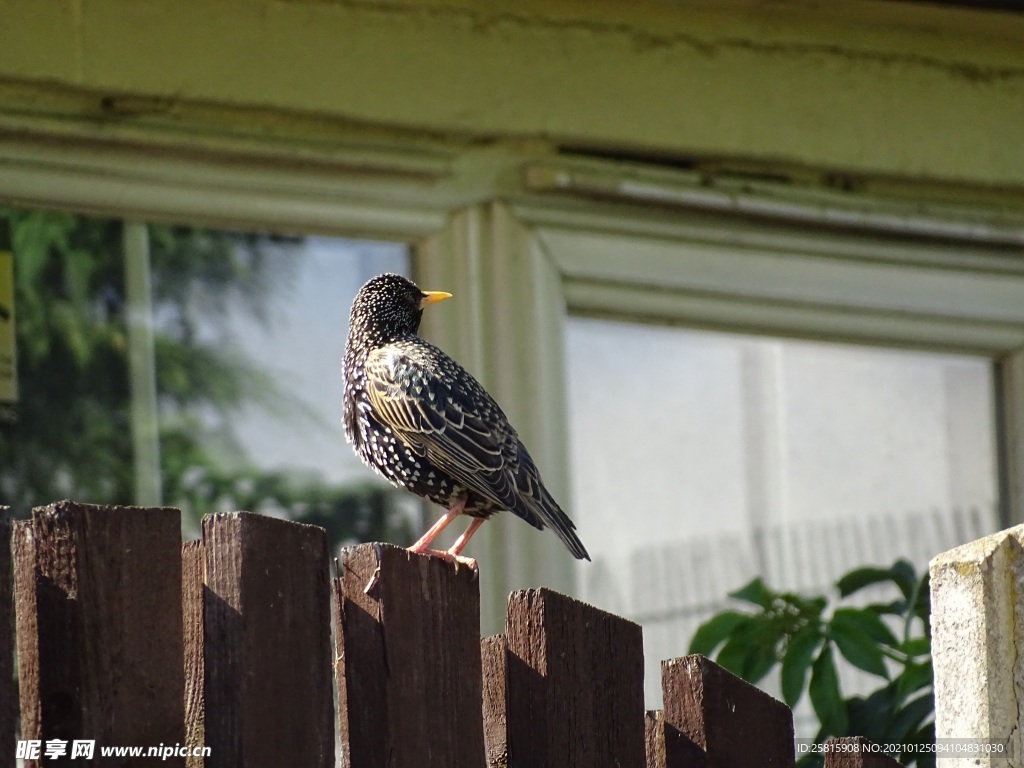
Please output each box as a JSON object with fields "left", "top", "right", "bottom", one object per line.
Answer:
{"left": 0, "top": 209, "right": 408, "bottom": 553}
{"left": 689, "top": 559, "right": 933, "bottom": 767}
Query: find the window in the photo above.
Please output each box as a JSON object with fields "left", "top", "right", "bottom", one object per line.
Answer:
{"left": 4, "top": 145, "right": 1024, "bottom": 664}
{"left": 566, "top": 318, "right": 998, "bottom": 702}
{"left": 208, "top": 235, "right": 408, "bottom": 489}
{"left": 0, "top": 208, "right": 415, "bottom": 550}
{"left": 416, "top": 193, "right": 1024, "bottom": 641}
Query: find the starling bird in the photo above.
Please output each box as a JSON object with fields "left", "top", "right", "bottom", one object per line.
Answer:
{"left": 343, "top": 273, "right": 590, "bottom": 570}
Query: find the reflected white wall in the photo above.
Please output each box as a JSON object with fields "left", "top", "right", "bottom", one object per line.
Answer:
{"left": 223, "top": 236, "right": 408, "bottom": 484}
{"left": 566, "top": 317, "right": 999, "bottom": 706}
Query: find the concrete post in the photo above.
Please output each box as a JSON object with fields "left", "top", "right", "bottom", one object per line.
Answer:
{"left": 930, "top": 524, "right": 1024, "bottom": 768}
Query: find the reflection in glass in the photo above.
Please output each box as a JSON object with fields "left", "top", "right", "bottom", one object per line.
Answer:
{"left": 566, "top": 317, "right": 999, "bottom": 704}
{"left": 0, "top": 209, "right": 135, "bottom": 510}
{"left": 0, "top": 208, "right": 415, "bottom": 551}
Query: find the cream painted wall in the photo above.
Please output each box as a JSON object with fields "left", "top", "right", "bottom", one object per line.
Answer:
{"left": 1, "top": 0, "right": 1023, "bottom": 196}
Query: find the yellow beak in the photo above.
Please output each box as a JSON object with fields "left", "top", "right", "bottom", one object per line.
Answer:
{"left": 419, "top": 290, "right": 453, "bottom": 308}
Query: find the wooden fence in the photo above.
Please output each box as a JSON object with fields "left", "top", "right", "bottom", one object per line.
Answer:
{"left": 0, "top": 501, "right": 903, "bottom": 767}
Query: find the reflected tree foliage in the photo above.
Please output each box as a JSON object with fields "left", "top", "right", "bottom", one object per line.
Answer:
{"left": 0, "top": 208, "right": 411, "bottom": 549}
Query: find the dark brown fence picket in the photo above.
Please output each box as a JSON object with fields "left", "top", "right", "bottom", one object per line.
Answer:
{"left": 503, "top": 587, "right": 647, "bottom": 768}
{"left": 0, "top": 509, "right": 11, "bottom": 768}
{"left": 181, "top": 539, "right": 205, "bottom": 768}
{"left": 12, "top": 501, "right": 185, "bottom": 766}
{"left": 333, "top": 542, "right": 485, "bottom": 768}
{"left": 644, "top": 709, "right": 667, "bottom": 768}
{"left": 660, "top": 654, "right": 795, "bottom": 767}
{"left": 481, "top": 634, "right": 509, "bottom": 768}
{"left": 201, "top": 512, "right": 332, "bottom": 768}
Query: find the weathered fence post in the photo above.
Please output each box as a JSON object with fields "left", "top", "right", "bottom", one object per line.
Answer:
{"left": 929, "top": 525, "right": 1024, "bottom": 768}
{"left": 0, "top": 509, "right": 12, "bottom": 768}
{"left": 500, "top": 587, "right": 646, "bottom": 768}
{"left": 200, "top": 512, "right": 333, "bottom": 768}
{"left": 481, "top": 634, "right": 508, "bottom": 768}
{"left": 645, "top": 710, "right": 667, "bottom": 768}
{"left": 659, "top": 654, "right": 794, "bottom": 767}
{"left": 334, "top": 543, "right": 485, "bottom": 768}
{"left": 181, "top": 540, "right": 205, "bottom": 768}
{"left": 12, "top": 501, "right": 185, "bottom": 766}
{"left": 823, "top": 737, "right": 905, "bottom": 768}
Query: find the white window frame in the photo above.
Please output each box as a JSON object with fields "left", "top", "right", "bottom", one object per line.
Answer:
{"left": 4, "top": 140, "right": 1024, "bottom": 633}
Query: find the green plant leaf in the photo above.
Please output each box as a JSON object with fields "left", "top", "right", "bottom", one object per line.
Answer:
{"left": 867, "top": 599, "right": 909, "bottom": 616}
{"left": 832, "top": 607, "right": 898, "bottom": 647}
{"left": 689, "top": 611, "right": 751, "bottom": 656}
{"left": 712, "top": 616, "right": 782, "bottom": 684}
{"left": 899, "top": 637, "right": 931, "bottom": 658}
{"left": 809, "top": 646, "right": 848, "bottom": 734}
{"left": 837, "top": 559, "right": 917, "bottom": 600}
{"left": 837, "top": 566, "right": 895, "bottom": 597}
{"left": 847, "top": 686, "right": 898, "bottom": 743}
{"left": 729, "top": 577, "right": 774, "bottom": 608}
{"left": 804, "top": 596, "right": 828, "bottom": 615}
{"left": 713, "top": 636, "right": 749, "bottom": 679}
{"left": 716, "top": 620, "right": 771, "bottom": 680}
{"left": 741, "top": 641, "right": 778, "bottom": 684}
{"left": 884, "top": 691, "right": 934, "bottom": 744}
{"left": 888, "top": 560, "right": 919, "bottom": 602}
{"left": 829, "top": 612, "right": 890, "bottom": 679}
{"left": 781, "top": 627, "right": 822, "bottom": 707}
{"left": 904, "top": 721, "right": 937, "bottom": 768}
{"left": 895, "top": 660, "right": 933, "bottom": 703}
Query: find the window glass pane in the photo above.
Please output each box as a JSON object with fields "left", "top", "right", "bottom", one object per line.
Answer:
{"left": 566, "top": 316, "right": 999, "bottom": 704}
{"left": 0, "top": 209, "right": 135, "bottom": 510}
{"left": 203, "top": 235, "right": 408, "bottom": 487}
{"left": 1, "top": 207, "right": 415, "bottom": 552}
{"left": 147, "top": 226, "right": 415, "bottom": 544}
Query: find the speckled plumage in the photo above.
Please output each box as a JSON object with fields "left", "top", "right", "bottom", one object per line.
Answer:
{"left": 343, "top": 273, "right": 589, "bottom": 561}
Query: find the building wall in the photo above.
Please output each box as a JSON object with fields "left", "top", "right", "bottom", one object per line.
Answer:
{"left": 1, "top": 0, "right": 1023, "bottom": 198}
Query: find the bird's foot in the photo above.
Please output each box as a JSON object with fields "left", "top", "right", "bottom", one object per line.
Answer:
{"left": 406, "top": 546, "right": 479, "bottom": 579}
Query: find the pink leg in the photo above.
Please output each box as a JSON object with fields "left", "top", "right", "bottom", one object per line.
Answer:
{"left": 448, "top": 517, "right": 486, "bottom": 556}
{"left": 408, "top": 498, "right": 466, "bottom": 553}
{"left": 405, "top": 499, "right": 479, "bottom": 576}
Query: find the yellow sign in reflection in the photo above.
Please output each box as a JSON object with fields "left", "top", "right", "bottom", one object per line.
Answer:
{"left": 0, "top": 247, "right": 16, "bottom": 405}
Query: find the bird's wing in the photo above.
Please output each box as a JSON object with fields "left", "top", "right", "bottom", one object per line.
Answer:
{"left": 363, "top": 346, "right": 520, "bottom": 510}
{"left": 364, "top": 345, "right": 590, "bottom": 560}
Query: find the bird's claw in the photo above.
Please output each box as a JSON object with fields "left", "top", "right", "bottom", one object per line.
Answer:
{"left": 447, "top": 553, "right": 479, "bottom": 580}
{"left": 406, "top": 546, "right": 479, "bottom": 580}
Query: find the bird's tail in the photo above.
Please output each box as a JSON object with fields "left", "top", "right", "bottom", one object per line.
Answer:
{"left": 524, "top": 484, "right": 591, "bottom": 561}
